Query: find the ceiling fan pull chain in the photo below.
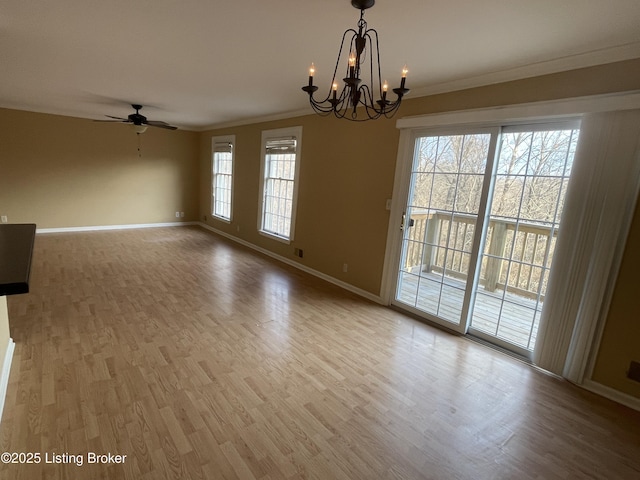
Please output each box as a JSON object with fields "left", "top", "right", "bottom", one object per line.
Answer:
{"left": 137, "top": 132, "right": 142, "bottom": 157}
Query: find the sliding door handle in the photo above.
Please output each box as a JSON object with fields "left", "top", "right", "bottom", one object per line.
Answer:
{"left": 401, "top": 213, "right": 415, "bottom": 231}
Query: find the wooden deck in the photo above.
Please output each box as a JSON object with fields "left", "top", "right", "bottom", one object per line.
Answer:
{"left": 397, "top": 271, "right": 541, "bottom": 350}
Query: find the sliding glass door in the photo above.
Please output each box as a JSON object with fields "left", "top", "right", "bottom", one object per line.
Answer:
{"left": 469, "top": 127, "right": 579, "bottom": 352}
{"left": 393, "top": 123, "right": 580, "bottom": 355}
{"left": 396, "top": 130, "right": 496, "bottom": 332}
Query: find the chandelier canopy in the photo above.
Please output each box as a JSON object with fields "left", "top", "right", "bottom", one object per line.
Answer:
{"left": 301, "top": 0, "right": 409, "bottom": 121}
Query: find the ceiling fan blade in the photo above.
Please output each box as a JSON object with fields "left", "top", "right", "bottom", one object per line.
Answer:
{"left": 146, "top": 120, "right": 178, "bottom": 130}
{"left": 94, "top": 105, "right": 177, "bottom": 131}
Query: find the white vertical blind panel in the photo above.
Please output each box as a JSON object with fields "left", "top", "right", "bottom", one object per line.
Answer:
{"left": 533, "top": 109, "right": 640, "bottom": 381}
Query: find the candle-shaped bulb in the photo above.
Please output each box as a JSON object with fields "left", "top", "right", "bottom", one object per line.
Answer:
{"left": 332, "top": 83, "right": 338, "bottom": 102}
{"left": 308, "top": 63, "right": 315, "bottom": 87}
{"left": 400, "top": 65, "right": 408, "bottom": 89}
{"left": 348, "top": 54, "right": 356, "bottom": 78}
{"left": 383, "top": 81, "right": 388, "bottom": 93}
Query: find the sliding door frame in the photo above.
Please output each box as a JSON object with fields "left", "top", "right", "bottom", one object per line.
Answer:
{"left": 382, "top": 91, "right": 640, "bottom": 376}
{"left": 387, "top": 126, "right": 500, "bottom": 334}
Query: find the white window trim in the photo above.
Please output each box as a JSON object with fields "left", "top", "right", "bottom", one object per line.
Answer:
{"left": 257, "top": 126, "right": 303, "bottom": 244}
{"left": 211, "top": 134, "right": 235, "bottom": 223}
{"left": 395, "top": 91, "right": 640, "bottom": 130}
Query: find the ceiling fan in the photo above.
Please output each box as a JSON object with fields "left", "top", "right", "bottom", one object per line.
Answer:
{"left": 97, "top": 104, "right": 177, "bottom": 133}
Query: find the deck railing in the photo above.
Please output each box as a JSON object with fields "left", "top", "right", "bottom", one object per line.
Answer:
{"left": 405, "top": 210, "right": 557, "bottom": 300}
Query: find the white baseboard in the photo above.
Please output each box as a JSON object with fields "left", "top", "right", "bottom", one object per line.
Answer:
{"left": 0, "top": 338, "right": 15, "bottom": 423}
{"left": 37, "top": 221, "right": 197, "bottom": 234}
{"left": 198, "top": 222, "right": 384, "bottom": 305}
{"left": 582, "top": 379, "right": 640, "bottom": 412}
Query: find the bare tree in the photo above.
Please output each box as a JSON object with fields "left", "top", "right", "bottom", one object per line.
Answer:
{"left": 405, "top": 128, "right": 579, "bottom": 297}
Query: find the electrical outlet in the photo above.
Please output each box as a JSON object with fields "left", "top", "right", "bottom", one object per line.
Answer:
{"left": 175, "top": 211, "right": 180, "bottom": 218}
{"left": 180, "top": 212, "right": 184, "bottom": 218}
{"left": 294, "top": 248, "right": 304, "bottom": 258}
{"left": 343, "top": 263, "right": 348, "bottom": 273}
{"left": 0, "top": 216, "right": 7, "bottom": 223}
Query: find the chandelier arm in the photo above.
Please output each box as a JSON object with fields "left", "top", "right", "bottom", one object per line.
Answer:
{"left": 334, "top": 28, "right": 358, "bottom": 89}
{"left": 310, "top": 106, "right": 331, "bottom": 116}
{"left": 358, "top": 84, "right": 375, "bottom": 110}
{"left": 311, "top": 89, "right": 335, "bottom": 106}
{"left": 358, "top": 28, "right": 386, "bottom": 112}
{"left": 360, "top": 85, "right": 384, "bottom": 119}
{"left": 382, "top": 101, "right": 400, "bottom": 117}
{"left": 344, "top": 84, "right": 382, "bottom": 120}
{"left": 332, "top": 103, "right": 350, "bottom": 120}
{"left": 309, "top": 99, "right": 335, "bottom": 115}
{"left": 305, "top": 27, "right": 360, "bottom": 108}
{"left": 370, "top": 28, "right": 383, "bottom": 99}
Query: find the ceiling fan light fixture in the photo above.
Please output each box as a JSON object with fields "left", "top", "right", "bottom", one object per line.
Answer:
{"left": 301, "top": 0, "right": 409, "bottom": 121}
{"left": 95, "top": 104, "right": 178, "bottom": 131}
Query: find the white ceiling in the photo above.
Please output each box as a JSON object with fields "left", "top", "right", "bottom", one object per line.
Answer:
{"left": 1, "top": 0, "right": 639, "bottom": 130}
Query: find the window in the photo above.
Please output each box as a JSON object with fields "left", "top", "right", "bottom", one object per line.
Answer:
{"left": 211, "top": 135, "right": 235, "bottom": 221}
{"left": 394, "top": 121, "right": 580, "bottom": 357}
{"left": 258, "top": 126, "right": 302, "bottom": 242}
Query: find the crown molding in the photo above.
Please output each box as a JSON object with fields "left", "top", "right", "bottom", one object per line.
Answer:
{"left": 201, "top": 43, "right": 640, "bottom": 132}
{"left": 407, "top": 42, "right": 640, "bottom": 99}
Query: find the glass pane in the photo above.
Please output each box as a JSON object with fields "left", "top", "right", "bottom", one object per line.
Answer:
{"left": 429, "top": 174, "right": 458, "bottom": 211}
{"left": 496, "top": 303, "right": 536, "bottom": 349}
{"left": 213, "top": 150, "right": 233, "bottom": 220}
{"left": 491, "top": 175, "right": 524, "bottom": 219}
{"left": 409, "top": 173, "right": 434, "bottom": 207}
{"left": 396, "top": 132, "right": 491, "bottom": 326}
{"left": 455, "top": 174, "right": 484, "bottom": 213}
{"left": 471, "top": 127, "right": 579, "bottom": 351}
{"left": 414, "top": 137, "right": 437, "bottom": 172}
{"left": 471, "top": 291, "right": 500, "bottom": 336}
{"left": 438, "top": 284, "right": 465, "bottom": 320}
{"left": 397, "top": 272, "right": 419, "bottom": 305}
{"left": 415, "top": 278, "right": 443, "bottom": 316}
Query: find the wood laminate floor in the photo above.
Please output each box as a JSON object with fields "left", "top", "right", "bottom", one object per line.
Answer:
{"left": 1, "top": 226, "right": 639, "bottom": 479}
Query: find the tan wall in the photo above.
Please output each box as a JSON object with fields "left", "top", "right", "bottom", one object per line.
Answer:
{"left": 592, "top": 197, "right": 640, "bottom": 398}
{"left": 0, "top": 108, "right": 199, "bottom": 228}
{"left": 200, "top": 58, "right": 640, "bottom": 399}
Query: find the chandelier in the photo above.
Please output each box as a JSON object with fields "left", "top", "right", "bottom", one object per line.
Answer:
{"left": 301, "top": 0, "right": 409, "bottom": 121}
